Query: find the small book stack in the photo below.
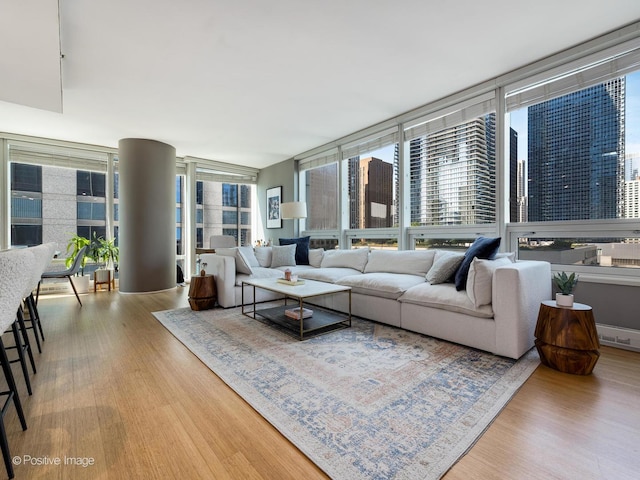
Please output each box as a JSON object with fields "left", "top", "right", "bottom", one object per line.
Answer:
{"left": 284, "top": 307, "right": 313, "bottom": 320}
{"left": 277, "top": 278, "right": 305, "bottom": 286}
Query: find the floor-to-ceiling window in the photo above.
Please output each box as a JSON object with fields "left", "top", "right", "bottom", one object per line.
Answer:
{"left": 506, "top": 49, "right": 640, "bottom": 274}
{"left": 195, "top": 177, "right": 254, "bottom": 248}
{"left": 299, "top": 150, "right": 340, "bottom": 250}
{"left": 10, "top": 163, "right": 42, "bottom": 246}
{"left": 4, "top": 142, "right": 258, "bottom": 289}
{"left": 76, "top": 170, "right": 107, "bottom": 241}
{"left": 403, "top": 93, "right": 497, "bottom": 251}
{"left": 343, "top": 129, "right": 399, "bottom": 250}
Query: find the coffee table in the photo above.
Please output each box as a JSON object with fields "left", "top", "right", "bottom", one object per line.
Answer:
{"left": 242, "top": 278, "right": 351, "bottom": 340}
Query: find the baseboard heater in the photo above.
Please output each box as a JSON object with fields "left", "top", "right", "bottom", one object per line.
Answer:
{"left": 596, "top": 324, "right": 640, "bottom": 352}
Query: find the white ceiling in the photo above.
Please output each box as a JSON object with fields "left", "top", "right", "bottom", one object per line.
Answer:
{"left": 2, "top": 0, "right": 640, "bottom": 170}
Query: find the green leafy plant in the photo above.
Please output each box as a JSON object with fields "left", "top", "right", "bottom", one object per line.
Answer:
{"left": 87, "top": 232, "right": 119, "bottom": 269}
{"left": 553, "top": 271, "right": 578, "bottom": 295}
{"left": 66, "top": 233, "right": 91, "bottom": 274}
{"left": 65, "top": 233, "right": 119, "bottom": 273}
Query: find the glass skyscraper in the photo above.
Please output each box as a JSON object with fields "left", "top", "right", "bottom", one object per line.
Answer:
{"left": 409, "top": 114, "right": 497, "bottom": 226}
{"left": 527, "top": 79, "right": 625, "bottom": 221}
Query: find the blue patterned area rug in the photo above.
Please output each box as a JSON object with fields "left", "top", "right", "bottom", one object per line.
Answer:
{"left": 153, "top": 306, "right": 539, "bottom": 480}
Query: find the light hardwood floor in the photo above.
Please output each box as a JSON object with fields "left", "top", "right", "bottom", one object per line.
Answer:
{"left": 4, "top": 287, "right": 640, "bottom": 479}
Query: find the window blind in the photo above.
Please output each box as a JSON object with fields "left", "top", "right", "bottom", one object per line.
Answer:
{"left": 298, "top": 148, "right": 339, "bottom": 170}
{"left": 195, "top": 169, "right": 256, "bottom": 185}
{"left": 9, "top": 143, "right": 109, "bottom": 172}
{"left": 185, "top": 156, "right": 258, "bottom": 184}
{"left": 341, "top": 127, "right": 399, "bottom": 159}
{"left": 506, "top": 44, "right": 640, "bottom": 112}
{"left": 404, "top": 92, "right": 496, "bottom": 141}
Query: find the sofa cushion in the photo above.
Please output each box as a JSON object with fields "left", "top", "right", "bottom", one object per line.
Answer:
{"left": 270, "top": 244, "right": 297, "bottom": 268}
{"left": 466, "top": 257, "right": 512, "bottom": 307}
{"left": 399, "top": 283, "right": 494, "bottom": 319}
{"left": 272, "top": 265, "right": 316, "bottom": 274}
{"left": 235, "top": 267, "right": 283, "bottom": 286}
{"left": 308, "top": 248, "right": 324, "bottom": 268}
{"left": 320, "top": 248, "right": 369, "bottom": 272}
{"left": 254, "top": 246, "right": 272, "bottom": 267}
{"left": 298, "top": 267, "right": 362, "bottom": 284}
{"left": 495, "top": 251, "right": 516, "bottom": 262}
{"left": 337, "top": 273, "right": 425, "bottom": 300}
{"left": 426, "top": 251, "right": 465, "bottom": 284}
{"left": 279, "top": 236, "right": 311, "bottom": 265}
{"left": 454, "top": 236, "right": 501, "bottom": 291}
{"left": 364, "top": 249, "right": 436, "bottom": 277}
{"left": 238, "top": 246, "right": 260, "bottom": 267}
{"left": 215, "top": 247, "right": 254, "bottom": 275}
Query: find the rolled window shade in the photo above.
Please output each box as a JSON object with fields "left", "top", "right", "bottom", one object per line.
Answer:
{"left": 404, "top": 93, "right": 496, "bottom": 142}
{"left": 506, "top": 45, "right": 640, "bottom": 112}
{"left": 9, "top": 143, "right": 109, "bottom": 172}
{"left": 298, "top": 148, "right": 339, "bottom": 170}
{"left": 341, "top": 127, "right": 399, "bottom": 159}
{"left": 195, "top": 170, "right": 257, "bottom": 184}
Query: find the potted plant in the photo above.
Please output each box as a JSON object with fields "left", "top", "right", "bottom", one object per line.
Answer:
{"left": 91, "top": 233, "right": 119, "bottom": 285}
{"left": 553, "top": 271, "right": 578, "bottom": 307}
{"left": 65, "top": 233, "right": 92, "bottom": 292}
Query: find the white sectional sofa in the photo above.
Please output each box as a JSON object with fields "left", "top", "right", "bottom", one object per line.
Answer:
{"left": 200, "top": 242, "right": 551, "bottom": 359}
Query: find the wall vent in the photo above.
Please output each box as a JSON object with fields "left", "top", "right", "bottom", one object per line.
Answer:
{"left": 596, "top": 324, "right": 640, "bottom": 353}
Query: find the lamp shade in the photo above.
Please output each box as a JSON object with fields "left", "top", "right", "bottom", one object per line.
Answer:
{"left": 280, "top": 201, "right": 307, "bottom": 219}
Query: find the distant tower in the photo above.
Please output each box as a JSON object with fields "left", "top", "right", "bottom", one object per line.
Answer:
{"left": 527, "top": 79, "right": 625, "bottom": 221}
{"left": 409, "top": 114, "right": 495, "bottom": 225}
{"left": 348, "top": 157, "right": 393, "bottom": 228}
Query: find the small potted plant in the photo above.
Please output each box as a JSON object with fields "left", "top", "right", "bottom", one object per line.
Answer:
{"left": 91, "top": 233, "right": 119, "bottom": 285}
{"left": 553, "top": 271, "right": 578, "bottom": 307}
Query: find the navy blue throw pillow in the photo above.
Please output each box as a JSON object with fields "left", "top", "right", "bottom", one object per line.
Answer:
{"left": 279, "top": 236, "right": 311, "bottom": 265}
{"left": 454, "top": 236, "right": 501, "bottom": 291}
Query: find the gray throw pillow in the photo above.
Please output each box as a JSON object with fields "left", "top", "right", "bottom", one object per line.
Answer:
{"left": 270, "top": 244, "right": 296, "bottom": 268}
{"left": 426, "top": 251, "right": 464, "bottom": 284}
{"left": 254, "top": 247, "right": 272, "bottom": 267}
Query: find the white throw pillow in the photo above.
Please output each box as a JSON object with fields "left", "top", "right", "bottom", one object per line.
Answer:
{"left": 254, "top": 246, "right": 272, "bottom": 267}
{"left": 235, "top": 249, "right": 254, "bottom": 275}
{"left": 216, "top": 247, "right": 253, "bottom": 275}
{"left": 238, "top": 246, "right": 260, "bottom": 267}
{"left": 320, "top": 248, "right": 369, "bottom": 272}
{"left": 426, "top": 251, "right": 464, "bottom": 284}
{"left": 215, "top": 247, "right": 254, "bottom": 275}
{"left": 466, "top": 256, "right": 512, "bottom": 307}
{"left": 308, "top": 248, "right": 324, "bottom": 268}
{"left": 270, "top": 244, "right": 297, "bottom": 268}
{"left": 364, "top": 249, "right": 436, "bottom": 277}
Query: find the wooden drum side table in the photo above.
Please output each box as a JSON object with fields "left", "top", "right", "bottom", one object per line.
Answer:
{"left": 188, "top": 274, "right": 217, "bottom": 311}
{"left": 534, "top": 300, "right": 600, "bottom": 375}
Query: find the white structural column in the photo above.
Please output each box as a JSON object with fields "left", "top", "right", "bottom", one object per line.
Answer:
{"left": 118, "top": 138, "right": 176, "bottom": 293}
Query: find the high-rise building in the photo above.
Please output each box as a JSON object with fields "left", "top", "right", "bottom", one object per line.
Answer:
{"left": 527, "top": 79, "right": 625, "bottom": 221}
{"left": 626, "top": 152, "right": 640, "bottom": 181}
{"left": 517, "top": 159, "right": 528, "bottom": 222}
{"left": 305, "top": 163, "right": 338, "bottom": 230}
{"left": 348, "top": 157, "right": 393, "bottom": 229}
{"left": 625, "top": 179, "right": 640, "bottom": 218}
{"left": 409, "top": 114, "right": 496, "bottom": 225}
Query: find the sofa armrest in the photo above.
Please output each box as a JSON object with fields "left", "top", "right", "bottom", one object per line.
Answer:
{"left": 200, "top": 254, "right": 236, "bottom": 308}
{"left": 492, "top": 260, "right": 551, "bottom": 358}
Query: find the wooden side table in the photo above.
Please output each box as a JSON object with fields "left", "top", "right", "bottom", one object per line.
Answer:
{"left": 534, "top": 300, "right": 600, "bottom": 375}
{"left": 94, "top": 269, "right": 114, "bottom": 292}
{"left": 188, "top": 274, "right": 216, "bottom": 311}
